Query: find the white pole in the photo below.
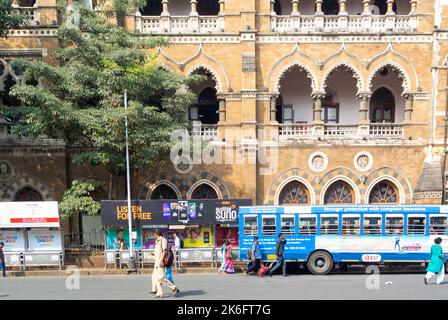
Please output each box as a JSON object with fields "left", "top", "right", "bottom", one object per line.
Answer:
{"left": 124, "top": 89, "right": 134, "bottom": 259}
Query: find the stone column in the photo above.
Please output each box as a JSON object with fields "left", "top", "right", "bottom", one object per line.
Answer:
{"left": 410, "top": 0, "right": 417, "bottom": 14}
{"left": 357, "top": 93, "right": 370, "bottom": 124}
{"left": 218, "top": 0, "right": 225, "bottom": 31}
{"left": 161, "top": 0, "right": 171, "bottom": 32}
{"left": 339, "top": 0, "right": 347, "bottom": 14}
{"left": 135, "top": 9, "right": 142, "bottom": 33}
{"left": 291, "top": 0, "right": 300, "bottom": 15}
{"left": 315, "top": 0, "right": 324, "bottom": 31}
{"left": 338, "top": 0, "right": 348, "bottom": 31}
{"left": 386, "top": 0, "right": 395, "bottom": 14}
{"left": 189, "top": 0, "right": 199, "bottom": 32}
{"left": 362, "top": 0, "right": 371, "bottom": 14}
{"left": 362, "top": 0, "right": 372, "bottom": 32}
{"left": 270, "top": 0, "right": 276, "bottom": 14}
{"left": 315, "top": 0, "right": 323, "bottom": 15}
{"left": 270, "top": 0, "right": 277, "bottom": 32}
{"left": 190, "top": 0, "right": 198, "bottom": 15}
{"left": 403, "top": 93, "right": 414, "bottom": 122}
{"left": 218, "top": 97, "right": 227, "bottom": 123}
{"left": 312, "top": 92, "right": 325, "bottom": 123}
{"left": 270, "top": 95, "right": 278, "bottom": 123}
{"left": 409, "top": 0, "right": 417, "bottom": 31}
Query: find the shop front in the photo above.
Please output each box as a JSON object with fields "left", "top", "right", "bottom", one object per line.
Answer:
{"left": 101, "top": 199, "right": 251, "bottom": 268}
{"left": 0, "top": 201, "right": 64, "bottom": 270}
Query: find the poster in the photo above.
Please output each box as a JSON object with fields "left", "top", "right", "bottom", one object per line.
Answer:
{"left": 0, "top": 201, "right": 60, "bottom": 228}
{"left": 216, "top": 227, "right": 239, "bottom": 247}
{"left": 106, "top": 228, "right": 142, "bottom": 250}
{"left": 27, "top": 230, "right": 63, "bottom": 251}
{"left": 0, "top": 230, "right": 26, "bottom": 252}
{"left": 177, "top": 227, "right": 214, "bottom": 248}
{"left": 142, "top": 229, "right": 177, "bottom": 249}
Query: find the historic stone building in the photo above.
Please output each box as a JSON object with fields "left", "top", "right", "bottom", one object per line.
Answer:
{"left": 1, "top": 0, "right": 448, "bottom": 233}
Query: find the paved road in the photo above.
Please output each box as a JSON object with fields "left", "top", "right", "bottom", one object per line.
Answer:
{"left": 0, "top": 272, "right": 447, "bottom": 300}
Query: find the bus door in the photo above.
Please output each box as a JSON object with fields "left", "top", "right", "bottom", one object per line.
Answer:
{"left": 261, "top": 215, "right": 277, "bottom": 260}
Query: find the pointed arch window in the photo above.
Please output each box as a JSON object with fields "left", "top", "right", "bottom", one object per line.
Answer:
{"left": 278, "top": 180, "right": 310, "bottom": 205}
{"left": 150, "top": 184, "right": 179, "bottom": 200}
{"left": 324, "top": 181, "right": 354, "bottom": 204}
{"left": 190, "top": 183, "right": 218, "bottom": 199}
{"left": 14, "top": 187, "right": 43, "bottom": 201}
{"left": 369, "top": 180, "right": 399, "bottom": 204}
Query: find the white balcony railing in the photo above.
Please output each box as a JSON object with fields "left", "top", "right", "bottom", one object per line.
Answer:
{"left": 278, "top": 124, "right": 404, "bottom": 140}
{"left": 138, "top": 15, "right": 223, "bottom": 34}
{"left": 369, "top": 124, "right": 403, "bottom": 139}
{"left": 324, "top": 124, "right": 359, "bottom": 138}
{"left": 279, "top": 124, "right": 313, "bottom": 139}
{"left": 190, "top": 124, "right": 218, "bottom": 141}
{"left": 272, "top": 14, "right": 416, "bottom": 33}
{"left": 12, "top": 7, "right": 39, "bottom": 26}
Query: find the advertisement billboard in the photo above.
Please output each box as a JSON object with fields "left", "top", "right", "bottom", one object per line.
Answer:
{"left": 27, "top": 230, "right": 63, "bottom": 252}
{"left": 106, "top": 228, "right": 142, "bottom": 250}
{"left": 0, "top": 230, "right": 26, "bottom": 252}
{"left": 0, "top": 201, "right": 60, "bottom": 228}
{"left": 141, "top": 227, "right": 214, "bottom": 249}
{"left": 101, "top": 199, "right": 252, "bottom": 226}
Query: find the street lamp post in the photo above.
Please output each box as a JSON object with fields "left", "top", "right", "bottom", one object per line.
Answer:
{"left": 124, "top": 89, "right": 137, "bottom": 273}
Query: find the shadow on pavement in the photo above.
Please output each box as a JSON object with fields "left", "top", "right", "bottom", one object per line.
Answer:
{"left": 175, "top": 290, "right": 207, "bottom": 297}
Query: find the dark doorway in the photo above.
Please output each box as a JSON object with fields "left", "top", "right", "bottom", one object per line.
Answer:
{"left": 322, "top": 0, "right": 339, "bottom": 15}
{"left": 190, "top": 87, "right": 219, "bottom": 124}
{"left": 141, "top": 0, "right": 162, "bottom": 15}
{"left": 370, "top": 87, "right": 395, "bottom": 123}
{"left": 197, "top": 0, "right": 219, "bottom": 15}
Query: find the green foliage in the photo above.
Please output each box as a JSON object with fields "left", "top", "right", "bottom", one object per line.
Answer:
{"left": 59, "top": 179, "right": 102, "bottom": 219}
{"left": 3, "top": 7, "right": 198, "bottom": 198}
{"left": 0, "top": 0, "right": 27, "bottom": 38}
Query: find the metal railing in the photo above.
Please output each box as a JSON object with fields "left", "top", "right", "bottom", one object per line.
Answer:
{"left": 64, "top": 231, "right": 105, "bottom": 254}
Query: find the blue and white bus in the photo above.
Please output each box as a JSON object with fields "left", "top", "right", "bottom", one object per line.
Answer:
{"left": 238, "top": 205, "right": 448, "bottom": 275}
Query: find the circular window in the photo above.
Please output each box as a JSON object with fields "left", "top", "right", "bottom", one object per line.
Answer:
{"left": 308, "top": 152, "right": 329, "bottom": 172}
{"left": 354, "top": 151, "right": 373, "bottom": 172}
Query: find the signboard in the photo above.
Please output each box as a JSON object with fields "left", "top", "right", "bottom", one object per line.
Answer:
{"left": 101, "top": 199, "right": 252, "bottom": 226}
{"left": 216, "top": 227, "right": 239, "bottom": 247}
{"left": 106, "top": 228, "right": 142, "bottom": 250}
{"left": 142, "top": 227, "right": 214, "bottom": 249}
{"left": 27, "top": 230, "right": 63, "bottom": 252}
{"left": 0, "top": 230, "right": 26, "bottom": 252}
{"left": 0, "top": 202, "right": 60, "bottom": 228}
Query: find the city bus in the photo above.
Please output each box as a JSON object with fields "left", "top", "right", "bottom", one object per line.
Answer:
{"left": 238, "top": 205, "right": 448, "bottom": 275}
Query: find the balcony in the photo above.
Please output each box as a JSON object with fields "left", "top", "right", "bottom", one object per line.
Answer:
{"left": 272, "top": 14, "right": 417, "bottom": 34}
{"left": 279, "top": 123, "right": 404, "bottom": 140}
{"left": 138, "top": 15, "right": 223, "bottom": 34}
{"left": 190, "top": 124, "right": 219, "bottom": 141}
{"left": 12, "top": 7, "right": 40, "bottom": 26}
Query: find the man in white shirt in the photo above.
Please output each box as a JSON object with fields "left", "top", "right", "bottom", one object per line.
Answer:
{"left": 150, "top": 231, "right": 178, "bottom": 298}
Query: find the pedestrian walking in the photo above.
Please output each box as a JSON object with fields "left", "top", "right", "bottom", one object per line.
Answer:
{"left": 218, "top": 241, "right": 227, "bottom": 273}
{"left": 150, "top": 231, "right": 178, "bottom": 298}
{"left": 224, "top": 240, "right": 235, "bottom": 274}
{"left": 173, "top": 232, "right": 181, "bottom": 268}
{"left": 268, "top": 233, "right": 287, "bottom": 277}
{"left": 165, "top": 246, "right": 176, "bottom": 285}
{"left": 0, "top": 242, "right": 5, "bottom": 278}
{"left": 246, "top": 236, "right": 262, "bottom": 275}
{"left": 425, "top": 237, "right": 446, "bottom": 285}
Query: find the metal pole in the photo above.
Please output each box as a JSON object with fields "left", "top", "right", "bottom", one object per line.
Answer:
{"left": 442, "top": 71, "right": 448, "bottom": 204}
{"left": 124, "top": 89, "right": 136, "bottom": 272}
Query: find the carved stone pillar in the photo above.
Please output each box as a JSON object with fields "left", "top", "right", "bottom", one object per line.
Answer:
{"left": 315, "top": 0, "right": 323, "bottom": 15}
{"left": 312, "top": 92, "right": 325, "bottom": 124}
{"left": 403, "top": 93, "right": 414, "bottom": 122}
{"left": 339, "top": 0, "right": 347, "bottom": 14}
{"left": 291, "top": 0, "right": 300, "bottom": 15}
{"left": 161, "top": 0, "right": 169, "bottom": 15}
{"left": 270, "top": 0, "right": 276, "bottom": 14}
{"left": 386, "top": 0, "right": 395, "bottom": 15}
{"left": 270, "top": 95, "right": 278, "bottom": 123}
{"left": 161, "top": 0, "right": 171, "bottom": 31}
{"left": 362, "top": 0, "right": 371, "bottom": 14}
{"left": 410, "top": 0, "right": 417, "bottom": 14}
{"left": 189, "top": 0, "right": 199, "bottom": 32}
{"left": 219, "top": 0, "right": 225, "bottom": 14}
{"left": 218, "top": 97, "right": 226, "bottom": 123}
{"left": 190, "top": 0, "right": 198, "bottom": 15}
{"left": 357, "top": 93, "right": 371, "bottom": 124}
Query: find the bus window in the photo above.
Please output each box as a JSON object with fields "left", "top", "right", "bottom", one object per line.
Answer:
{"left": 321, "top": 215, "right": 338, "bottom": 235}
{"left": 429, "top": 216, "right": 448, "bottom": 235}
{"left": 385, "top": 215, "right": 404, "bottom": 235}
{"left": 407, "top": 216, "right": 426, "bottom": 235}
{"left": 262, "top": 216, "right": 276, "bottom": 236}
{"left": 299, "top": 216, "right": 317, "bottom": 235}
{"left": 244, "top": 216, "right": 258, "bottom": 236}
{"left": 281, "top": 216, "right": 295, "bottom": 235}
{"left": 342, "top": 216, "right": 360, "bottom": 236}
{"left": 363, "top": 216, "right": 382, "bottom": 235}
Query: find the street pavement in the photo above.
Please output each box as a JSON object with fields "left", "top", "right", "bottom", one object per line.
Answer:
{"left": 0, "top": 272, "right": 447, "bottom": 300}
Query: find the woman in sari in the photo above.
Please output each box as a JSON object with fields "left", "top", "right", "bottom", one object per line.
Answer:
{"left": 224, "top": 240, "right": 235, "bottom": 274}
{"left": 218, "top": 241, "right": 227, "bottom": 273}
{"left": 425, "top": 237, "right": 446, "bottom": 285}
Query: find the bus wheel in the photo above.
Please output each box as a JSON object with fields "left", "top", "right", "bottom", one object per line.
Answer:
{"left": 307, "top": 251, "right": 334, "bottom": 275}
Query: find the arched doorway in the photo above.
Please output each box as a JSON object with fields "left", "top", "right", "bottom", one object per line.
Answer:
{"left": 322, "top": 88, "right": 339, "bottom": 124}
{"left": 368, "top": 180, "right": 399, "bottom": 204}
{"left": 370, "top": 87, "right": 395, "bottom": 123}
{"left": 324, "top": 180, "right": 355, "bottom": 204}
{"left": 190, "top": 183, "right": 218, "bottom": 199}
{"left": 141, "top": 0, "right": 162, "bottom": 15}
{"left": 191, "top": 87, "right": 219, "bottom": 124}
{"left": 197, "top": 0, "right": 219, "bottom": 15}
{"left": 278, "top": 180, "right": 310, "bottom": 205}
{"left": 13, "top": 187, "right": 43, "bottom": 201}
{"left": 322, "top": 0, "right": 339, "bottom": 15}
{"left": 150, "top": 184, "right": 179, "bottom": 199}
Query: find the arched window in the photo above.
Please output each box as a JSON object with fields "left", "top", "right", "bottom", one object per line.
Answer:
{"left": 141, "top": 0, "right": 162, "bottom": 15}
{"left": 18, "top": 0, "right": 36, "bottom": 7}
{"left": 1, "top": 74, "right": 21, "bottom": 107}
{"left": 278, "top": 180, "right": 310, "bottom": 205}
{"left": 190, "top": 87, "right": 219, "bottom": 124}
{"left": 324, "top": 180, "right": 354, "bottom": 204}
{"left": 322, "top": 0, "right": 339, "bottom": 15}
{"left": 322, "top": 87, "right": 339, "bottom": 124}
{"left": 14, "top": 187, "right": 43, "bottom": 201}
{"left": 370, "top": 87, "right": 395, "bottom": 123}
{"left": 190, "top": 184, "right": 218, "bottom": 199}
{"left": 150, "top": 184, "right": 179, "bottom": 200}
{"left": 369, "top": 180, "right": 399, "bottom": 204}
{"left": 373, "top": 0, "right": 397, "bottom": 15}
{"left": 274, "top": 0, "right": 282, "bottom": 15}
{"left": 197, "top": 0, "right": 219, "bottom": 15}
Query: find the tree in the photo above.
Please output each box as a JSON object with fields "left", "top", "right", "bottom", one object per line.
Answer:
{"left": 0, "top": 0, "right": 27, "bottom": 38}
{"left": 59, "top": 179, "right": 103, "bottom": 220}
{"left": 3, "top": 6, "right": 198, "bottom": 201}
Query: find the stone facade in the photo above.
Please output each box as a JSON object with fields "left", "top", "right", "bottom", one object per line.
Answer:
{"left": 1, "top": 0, "right": 448, "bottom": 233}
